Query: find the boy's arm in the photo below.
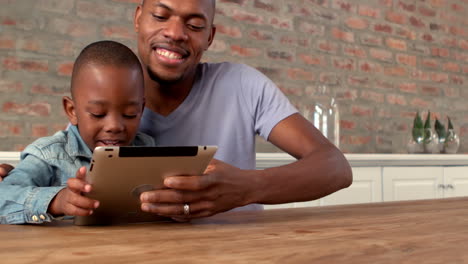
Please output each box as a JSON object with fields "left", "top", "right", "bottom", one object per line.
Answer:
{"left": 0, "top": 154, "right": 65, "bottom": 224}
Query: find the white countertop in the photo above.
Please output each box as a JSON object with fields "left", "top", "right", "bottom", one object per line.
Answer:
{"left": 2, "top": 151, "right": 468, "bottom": 168}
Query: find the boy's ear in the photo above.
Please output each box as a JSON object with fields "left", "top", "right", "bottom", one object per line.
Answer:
{"left": 62, "top": 96, "right": 78, "bottom": 125}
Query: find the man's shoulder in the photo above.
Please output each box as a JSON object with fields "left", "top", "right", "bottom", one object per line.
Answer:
{"left": 201, "top": 62, "right": 260, "bottom": 76}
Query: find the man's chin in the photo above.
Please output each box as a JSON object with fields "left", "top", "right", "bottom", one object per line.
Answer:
{"left": 147, "top": 67, "right": 183, "bottom": 85}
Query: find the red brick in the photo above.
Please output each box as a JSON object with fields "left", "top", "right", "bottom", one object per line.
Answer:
{"left": 444, "top": 86, "right": 459, "bottom": 97}
{"left": 333, "top": 58, "right": 355, "bottom": 70}
{"left": 348, "top": 76, "right": 370, "bottom": 87}
{"left": 410, "top": 98, "right": 431, "bottom": 108}
{"left": 411, "top": 70, "right": 431, "bottom": 81}
{"left": 49, "top": 18, "right": 96, "bottom": 38}
{"left": 421, "top": 34, "right": 434, "bottom": 42}
{"left": 384, "top": 66, "right": 407, "bottom": 77}
{"left": 2, "top": 102, "right": 51, "bottom": 117}
{"left": 319, "top": 73, "right": 339, "bottom": 84}
{"left": 299, "top": 22, "right": 325, "bottom": 36}
{"left": 399, "top": 83, "right": 418, "bottom": 93}
{"left": 442, "top": 38, "right": 458, "bottom": 48}
{"left": 431, "top": 47, "right": 450, "bottom": 58}
{"left": 76, "top": 0, "right": 123, "bottom": 20}
{"left": 102, "top": 26, "right": 135, "bottom": 40}
{"left": 331, "top": 0, "right": 356, "bottom": 13}
{"left": 31, "top": 84, "right": 68, "bottom": 96}
{"left": 340, "top": 120, "right": 356, "bottom": 130}
{"left": 421, "top": 86, "right": 441, "bottom": 96}
{"left": 397, "top": 28, "right": 416, "bottom": 40}
{"left": 111, "top": 0, "right": 140, "bottom": 3}
{"left": 0, "top": 121, "right": 22, "bottom": 137}
{"left": 419, "top": 6, "right": 436, "bottom": 17}
{"left": 0, "top": 80, "right": 22, "bottom": 93}
{"left": 249, "top": 30, "right": 273, "bottom": 41}
{"left": 352, "top": 105, "right": 372, "bottom": 116}
{"left": 267, "top": 50, "right": 293, "bottom": 62}
{"left": 374, "top": 24, "right": 392, "bottom": 34}
{"left": 361, "top": 90, "right": 385, "bottom": 103}
{"left": 254, "top": 0, "right": 278, "bottom": 12}
{"left": 358, "top": 6, "right": 380, "bottom": 18}
{"left": 361, "top": 34, "right": 383, "bottom": 46}
{"left": 341, "top": 135, "right": 372, "bottom": 145}
{"left": 409, "top": 16, "right": 425, "bottom": 28}
{"left": 286, "top": 68, "right": 315, "bottom": 81}
{"left": 449, "top": 26, "right": 465, "bottom": 37}
{"left": 345, "top": 17, "right": 368, "bottom": 30}
{"left": 298, "top": 54, "right": 326, "bottom": 66}
{"left": 31, "top": 124, "right": 49, "bottom": 138}
{"left": 230, "top": 45, "right": 261, "bottom": 57}
{"left": 317, "top": 41, "right": 339, "bottom": 54}
{"left": 396, "top": 54, "right": 417, "bottom": 67}
{"left": 3, "top": 57, "right": 49, "bottom": 72}
{"left": 331, "top": 28, "right": 354, "bottom": 42}
{"left": 370, "top": 48, "right": 393, "bottom": 62}
{"left": 386, "top": 11, "right": 407, "bottom": 24}
{"left": 208, "top": 39, "right": 227, "bottom": 53}
{"left": 443, "top": 62, "right": 460, "bottom": 72}
{"left": 0, "top": 35, "right": 15, "bottom": 49}
{"left": 431, "top": 73, "right": 449, "bottom": 83}
{"left": 343, "top": 46, "right": 366, "bottom": 58}
{"left": 217, "top": 24, "right": 243, "bottom": 38}
{"left": 359, "top": 61, "right": 383, "bottom": 73}
{"left": 36, "top": 0, "right": 74, "bottom": 14}
{"left": 269, "top": 17, "right": 293, "bottom": 31}
{"left": 386, "top": 38, "right": 407, "bottom": 51}
{"left": 231, "top": 9, "right": 264, "bottom": 24}
{"left": 57, "top": 62, "right": 74, "bottom": 76}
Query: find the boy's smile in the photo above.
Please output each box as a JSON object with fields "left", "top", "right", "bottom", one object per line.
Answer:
{"left": 63, "top": 64, "right": 145, "bottom": 151}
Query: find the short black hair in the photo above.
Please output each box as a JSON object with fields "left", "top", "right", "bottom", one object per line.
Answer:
{"left": 71, "top": 40, "right": 143, "bottom": 97}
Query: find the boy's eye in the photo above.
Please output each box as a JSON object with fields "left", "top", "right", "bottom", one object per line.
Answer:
{"left": 123, "top": 114, "right": 138, "bottom": 119}
{"left": 90, "top": 113, "right": 105, "bottom": 118}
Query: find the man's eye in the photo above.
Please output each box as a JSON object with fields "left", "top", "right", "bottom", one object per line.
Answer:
{"left": 188, "top": 24, "right": 205, "bottom": 31}
{"left": 152, "top": 14, "right": 167, "bottom": 21}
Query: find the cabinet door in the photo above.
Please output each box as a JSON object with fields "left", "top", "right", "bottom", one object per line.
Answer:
{"left": 443, "top": 167, "right": 468, "bottom": 198}
{"left": 320, "top": 167, "right": 382, "bottom": 206}
{"left": 383, "top": 167, "right": 444, "bottom": 202}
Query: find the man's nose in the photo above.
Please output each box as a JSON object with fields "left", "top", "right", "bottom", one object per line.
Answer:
{"left": 163, "top": 17, "right": 189, "bottom": 42}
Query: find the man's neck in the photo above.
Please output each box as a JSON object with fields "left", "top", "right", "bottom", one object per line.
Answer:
{"left": 144, "top": 69, "right": 197, "bottom": 117}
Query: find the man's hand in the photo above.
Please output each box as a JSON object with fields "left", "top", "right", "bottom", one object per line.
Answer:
{"left": 0, "top": 164, "right": 14, "bottom": 182}
{"left": 48, "top": 166, "right": 100, "bottom": 216}
{"left": 140, "top": 159, "right": 255, "bottom": 220}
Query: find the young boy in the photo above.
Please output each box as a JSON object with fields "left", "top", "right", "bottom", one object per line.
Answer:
{"left": 0, "top": 40, "right": 154, "bottom": 224}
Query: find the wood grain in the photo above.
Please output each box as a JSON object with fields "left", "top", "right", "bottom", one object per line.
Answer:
{"left": 1, "top": 197, "right": 468, "bottom": 263}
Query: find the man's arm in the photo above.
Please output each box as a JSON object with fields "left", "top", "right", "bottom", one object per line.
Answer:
{"left": 249, "top": 113, "right": 352, "bottom": 205}
{"left": 0, "top": 164, "right": 14, "bottom": 182}
{"left": 140, "top": 113, "right": 352, "bottom": 219}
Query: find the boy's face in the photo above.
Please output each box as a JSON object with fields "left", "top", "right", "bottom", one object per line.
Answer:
{"left": 63, "top": 64, "right": 145, "bottom": 151}
{"left": 134, "top": 0, "right": 216, "bottom": 84}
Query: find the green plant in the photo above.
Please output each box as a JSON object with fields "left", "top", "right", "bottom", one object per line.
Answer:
{"left": 434, "top": 118, "right": 446, "bottom": 142}
{"left": 412, "top": 111, "right": 424, "bottom": 143}
{"left": 423, "top": 111, "right": 432, "bottom": 144}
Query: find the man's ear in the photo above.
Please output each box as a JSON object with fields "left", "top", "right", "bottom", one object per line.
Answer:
{"left": 206, "top": 25, "right": 217, "bottom": 50}
{"left": 134, "top": 4, "right": 143, "bottom": 33}
{"left": 62, "top": 96, "right": 78, "bottom": 125}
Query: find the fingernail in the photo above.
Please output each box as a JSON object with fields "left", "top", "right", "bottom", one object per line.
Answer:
{"left": 140, "top": 193, "right": 147, "bottom": 202}
{"left": 94, "top": 201, "right": 99, "bottom": 208}
{"left": 84, "top": 184, "right": 91, "bottom": 192}
{"left": 89, "top": 210, "right": 93, "bottom": 215}
{"left": 141, "top": 203, "right": 149, "bottom": 212}
{"left": 165, "top": 178, "right": 174, "bottom": 187}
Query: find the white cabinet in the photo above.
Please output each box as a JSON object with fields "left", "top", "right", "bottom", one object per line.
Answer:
{"left": 263, "top": 167, "right": 382, "bottom": 209}
{"left": 383, "top": 166, "right": 468, "bottom": 202}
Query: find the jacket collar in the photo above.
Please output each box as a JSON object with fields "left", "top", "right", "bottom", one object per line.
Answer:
{"left": 65, "top": 125, "right": 93, "bottom": 160}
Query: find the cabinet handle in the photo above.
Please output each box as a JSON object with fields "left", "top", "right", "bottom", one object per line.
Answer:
{"left": 447, "top": 184, "right": 454, "bottom": 189}
{"left": 438, "top": 184, "right": 446, "bottom": 189}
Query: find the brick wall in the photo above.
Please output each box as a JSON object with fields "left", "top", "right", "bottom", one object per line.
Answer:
{"left": 1, "top": 0, "right": 468, "bottom": 153}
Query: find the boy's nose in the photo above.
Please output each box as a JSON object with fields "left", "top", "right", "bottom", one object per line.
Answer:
{"left": 104, "top": 116, "right": 124, "bottom": 133}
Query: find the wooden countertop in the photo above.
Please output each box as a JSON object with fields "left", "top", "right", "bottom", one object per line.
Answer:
{"left": 1, "top": 197, "right": 468, "bottom": 263}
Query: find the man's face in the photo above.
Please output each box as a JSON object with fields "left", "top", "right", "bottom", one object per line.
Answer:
{"left": 64, "top": 65, "right": 145, "bottom": 151}
{"left": 134, "top": 0, "right": 216, "bottom": 84}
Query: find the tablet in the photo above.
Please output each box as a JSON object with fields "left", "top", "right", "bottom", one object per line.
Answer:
{"left": 73, "top": 145, "right": 217, "bottom": 226}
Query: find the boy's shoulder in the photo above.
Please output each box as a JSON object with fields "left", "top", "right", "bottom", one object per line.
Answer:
{"left": 21, "top": 130, "right": 77, "bottom": 160}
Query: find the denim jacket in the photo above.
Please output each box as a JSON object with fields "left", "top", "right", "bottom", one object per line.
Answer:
{"left": 0, "top": 125, "right": 155, "bottom": 224}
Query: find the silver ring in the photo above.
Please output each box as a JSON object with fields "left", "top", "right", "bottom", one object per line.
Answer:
{"left": 183, "top": 204, "right": 190, "bottom": 216}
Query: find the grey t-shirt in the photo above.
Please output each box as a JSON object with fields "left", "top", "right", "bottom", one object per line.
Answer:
{"left": 140, "top": 62, "right": 298, "bottom": 170}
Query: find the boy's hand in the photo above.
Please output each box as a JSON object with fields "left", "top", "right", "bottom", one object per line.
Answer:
{"left": 48, "top": 166, "right": 100, "bottom": 217}
{"left": 0, "top": 164, "right": 14, "bottom": 182}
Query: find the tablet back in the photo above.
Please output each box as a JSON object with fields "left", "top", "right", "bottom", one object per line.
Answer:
{"left": 73, "top": 145, "right": 217, "bottom": 225}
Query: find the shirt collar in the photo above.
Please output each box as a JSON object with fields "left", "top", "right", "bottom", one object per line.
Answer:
{"left": 65, "top": 125, "right": 93, "bottom": 159}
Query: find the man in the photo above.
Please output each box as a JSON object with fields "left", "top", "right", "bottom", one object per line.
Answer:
{"left": 1, "top": 0, "right": 352, "bottom": 220}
